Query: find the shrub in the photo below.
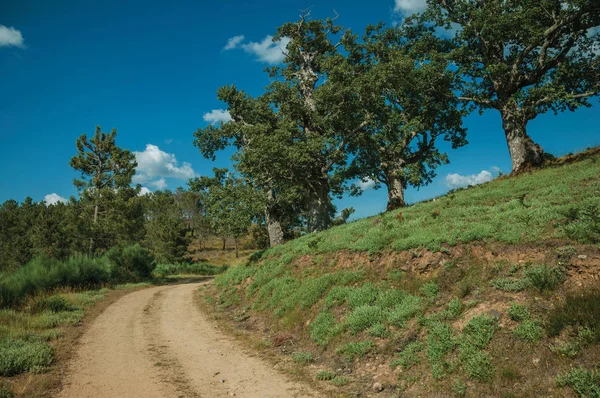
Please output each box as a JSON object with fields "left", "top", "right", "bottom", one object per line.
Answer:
{"left": 490, "top": 277, "right": 530, "bottom": 292}
{"left": 153, "top": 262, "right": 227, "bottom": 277}
{"left": 291, "top": 351, "right": 313, "bottom": 364}
{"left": 546, "top": 290, "right": 600, "bottom": 341}
{"left": 331, "top": 376, "right": 350, "bottom": 386}
{"left": 426, "top": 321, "right": 456, "bottom": 379}
{"left": 387, "top": 295, "right": 423, "bottom": 327}
{"left": 513, "top": 320, "right": 544, "bottom": 342}
{"left": 557, "top": 366, "right": 600, "bottom": 398}
{"left": 0, "top": 255, "right": 110, "bottom": 307}
{"left": 316, "top": 370, "right": 335, "bottom": 381}
{"left": 311, "top": 311, "right": 342, "bottom": 346}
{"left": 344, "top": 305, "right": 385, "bottom": 334}
{"left": 31, "top": 295, "right": 77, "bottom": 314}
{"left": 335, "top": 341, "right": 375, "bottom": 360}
{"left": 508, "top": 303, "right": 530, "bottom": 321}
{"left": 420, "top": 282, "right": 440, "bottom": 300}
{"left": 0, "top": 339, "right": 54, "bottom": 376}
{"left": 390, "top": 341, "right": 423, "bottom": 370}
{"left": 524, "top": 264, "right": 565, "bottom": 291}
{"left": 105, "top": 244, "right": 156, "bottom": 282}
{"left": 368, "top": 323, "right": 390, "bottom": 338}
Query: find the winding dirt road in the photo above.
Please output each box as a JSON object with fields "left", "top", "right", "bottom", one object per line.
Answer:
{"left": 57, "top": 282, "right": 318, "bottom": 398}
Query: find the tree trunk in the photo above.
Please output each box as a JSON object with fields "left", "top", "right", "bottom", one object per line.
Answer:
{"left": 308, "top": 178, "right": 330, "bottom": 233}
{"left": 88, "top": 203, "right": 99, "bottom": 256}
{"left": 386, "top": 175, "right": 406, "bottom": 211}
{"left": 500, "top": 106, "right": 544, "bottom": 173}
{"left": 221, "top": 237, "right": 226, "bottom": 251}
{"left": 265, "top": 191, "right": 285, "bottom": 247}
{"left": 234, "top": 238, "right": 239, "bottom": 259}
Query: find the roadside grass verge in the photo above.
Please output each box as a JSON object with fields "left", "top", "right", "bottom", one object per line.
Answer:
{"left": 205, "top": 148, "right": 600, "bottom": 397}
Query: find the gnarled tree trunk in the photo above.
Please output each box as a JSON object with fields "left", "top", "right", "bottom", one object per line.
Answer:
{"left": 500, "top": 105, "right": 544, "bottom": 173}
{"left": 265, "top": 190, "right": 285, "bottom": 247}
{"left": 386, "top": 175, "right": 406, "bottom": 211}
{"left": 308, "top": 177, "right": 331, "bottom": 233}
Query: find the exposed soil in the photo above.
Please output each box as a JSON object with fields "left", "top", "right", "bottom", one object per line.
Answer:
{"left": 57, "top": 281, "right": 318, "bottom": 398}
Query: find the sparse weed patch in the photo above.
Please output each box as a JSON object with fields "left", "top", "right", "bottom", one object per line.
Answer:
{"left": 547, "top": 290, "right": 600, "bottom": 341}
{"left": 331, "top": 376, "right": 350, "bottom": 386}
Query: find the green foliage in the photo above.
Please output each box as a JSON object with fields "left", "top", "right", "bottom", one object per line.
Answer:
{"left": 387, "top": 295, "right": 423, "bottom": 327}
{"left": 368, "top": 323, "right": 390, "bottom": 338}
{"left": 524, "top": 264, "right": 566, "bottom": 291}
{"left": 291, "top": 351, "right": 313, "bottom": 364}
{"left": 344, "top": 305, "right": 386, "bottom": 334}
{"left": 0, "top": 386, "right": 13, "bottom": 398}
{"left": 104, "top": 244, "right": 156, "bottom": 282}
{"left": 31, "top": 295, "right": 77, "bottom": 314}
{"left": 452, "top": 379, "right": 467, "bottom": 397}
{"left": 490, "top": 277, "right": 531, "bottom": 292}
{"left": 335, "top": 341, "right": 375, "bottom": 360}
{"left": 316, "top": 370, "right": 336, "bottom": 381}
{"left": 458, "top": 315, "right": 498, "bottom": 381}
{"left": 152, "top": 262, "right": 227, "bottom": 277}
{"left": 331, "top": 376, "right": 350, "bottom": 386}
{"left": 311, "top": 311, "right": 342, "bottom": 346}
{"left": 426, "top": 321, "right": 456, "bottom": 379}
{"left": 563, "top": 203, "right": 600, "bottom": 244}
{"left": 0, "top": 255, "right": 110, "bottom": 307}
{"left": 513, "top": 321, "right": 544, "bottom": 342}
{"left": 0, "top": 339, "right": 54, "bottom": 376}
{"left": 390, "top": 341, "right": 423, "bottom": 370}
{"left": 557, "top": 366, "right": 600, "bottom": 398}
{"left": 70, "top": 126, "right": 142, "bottom": 255}
{"left": 419, "top": 282, "right": 440, "bottom": 300}
{"left": 547, "top": 290, "right": 600, "bottom": 341}
{"left": 508, "top": 303, "right": 530, "bottom": 321}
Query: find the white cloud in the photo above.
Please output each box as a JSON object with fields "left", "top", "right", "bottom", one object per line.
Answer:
{"left": 0, "top": 25, "right": 24, "bottom": 48}
{"left": 394, "top": 0, "right": 427, "bottom": 15}
{"left": 139, "top": 187, "right": 151, "bottom": 196}
{"left": 149, "top": 177, "right": 167, "bottom": 190}
{"left": 445, "top": 170, "right": 495, "bottom": 189}
{"left": 203, "top": 109, "right": 232, "bottom": 124}
{"left": 359, "top": 178, "right": 376, "bottom": 191}
{"left": 44, "top": 193, "right": 68, "bottom": 205}
{"left": 224, "top": 34, "right": 245, "bottom": 50}
{"left": 241, "top": 35, "right": 290, "bottom": 64}
{"left": 133, "top": 144, "right": 195, "bottom": 185}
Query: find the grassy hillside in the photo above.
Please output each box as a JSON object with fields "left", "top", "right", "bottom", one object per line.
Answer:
{"left": 204, "top": 149, "right": 600, "bottom": 397}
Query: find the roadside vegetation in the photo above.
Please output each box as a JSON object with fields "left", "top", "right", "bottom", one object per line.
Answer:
{"left": 203, "top": 149, "right": 600, "bottom": 397}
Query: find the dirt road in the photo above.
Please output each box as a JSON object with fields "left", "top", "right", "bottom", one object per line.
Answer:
{"left": 57, "top": 282, "right": 318, "bottom": 398}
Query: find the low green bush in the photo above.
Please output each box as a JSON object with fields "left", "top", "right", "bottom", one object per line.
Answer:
{"left": 105, "top": 244, "right": 156, "bottom": 282}
{"left": 291, "top": 351, "right": 313, "bottom": 364}
{"left": 31, "top": 295, "right": 78, "bottom": 314}
{"left": 0, "top": 255, "right": 110, "bottom": 307}
{"left": 390, "top": 341, "right": 423, "bottom": 370}
{"left": 513, "top": 320, "right": 544, "bottom": 342}
{"left": 508, "top": 303, "right": 530, "bottom": 321}
{"left": 153, "top": 262, "right": 227, "bottom": 277}
{"left": 557, "top": 366, "right": 600, "bottom": 397}
{"left": 311, "top": 311, "right": 343, "bottom": 346}
{"left": 316, "top": 370, "right": 336, "bottom": 381}
{"left": 335, "top": 341, "right": 375, "bottom": 360}
{"left": 0, "top": 339, "right": 54, "bottom": 376}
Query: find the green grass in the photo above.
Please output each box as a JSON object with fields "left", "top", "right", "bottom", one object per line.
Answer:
{"left": 310, "top": 311, "right": 343, "bottom": 346}
{"left": 331, "top": 376, "right": 350, "bottom": 386}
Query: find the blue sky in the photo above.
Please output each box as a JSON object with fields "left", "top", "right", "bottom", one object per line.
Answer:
{"left": 1, "top": 0, "right": 599, "bottom": 220}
